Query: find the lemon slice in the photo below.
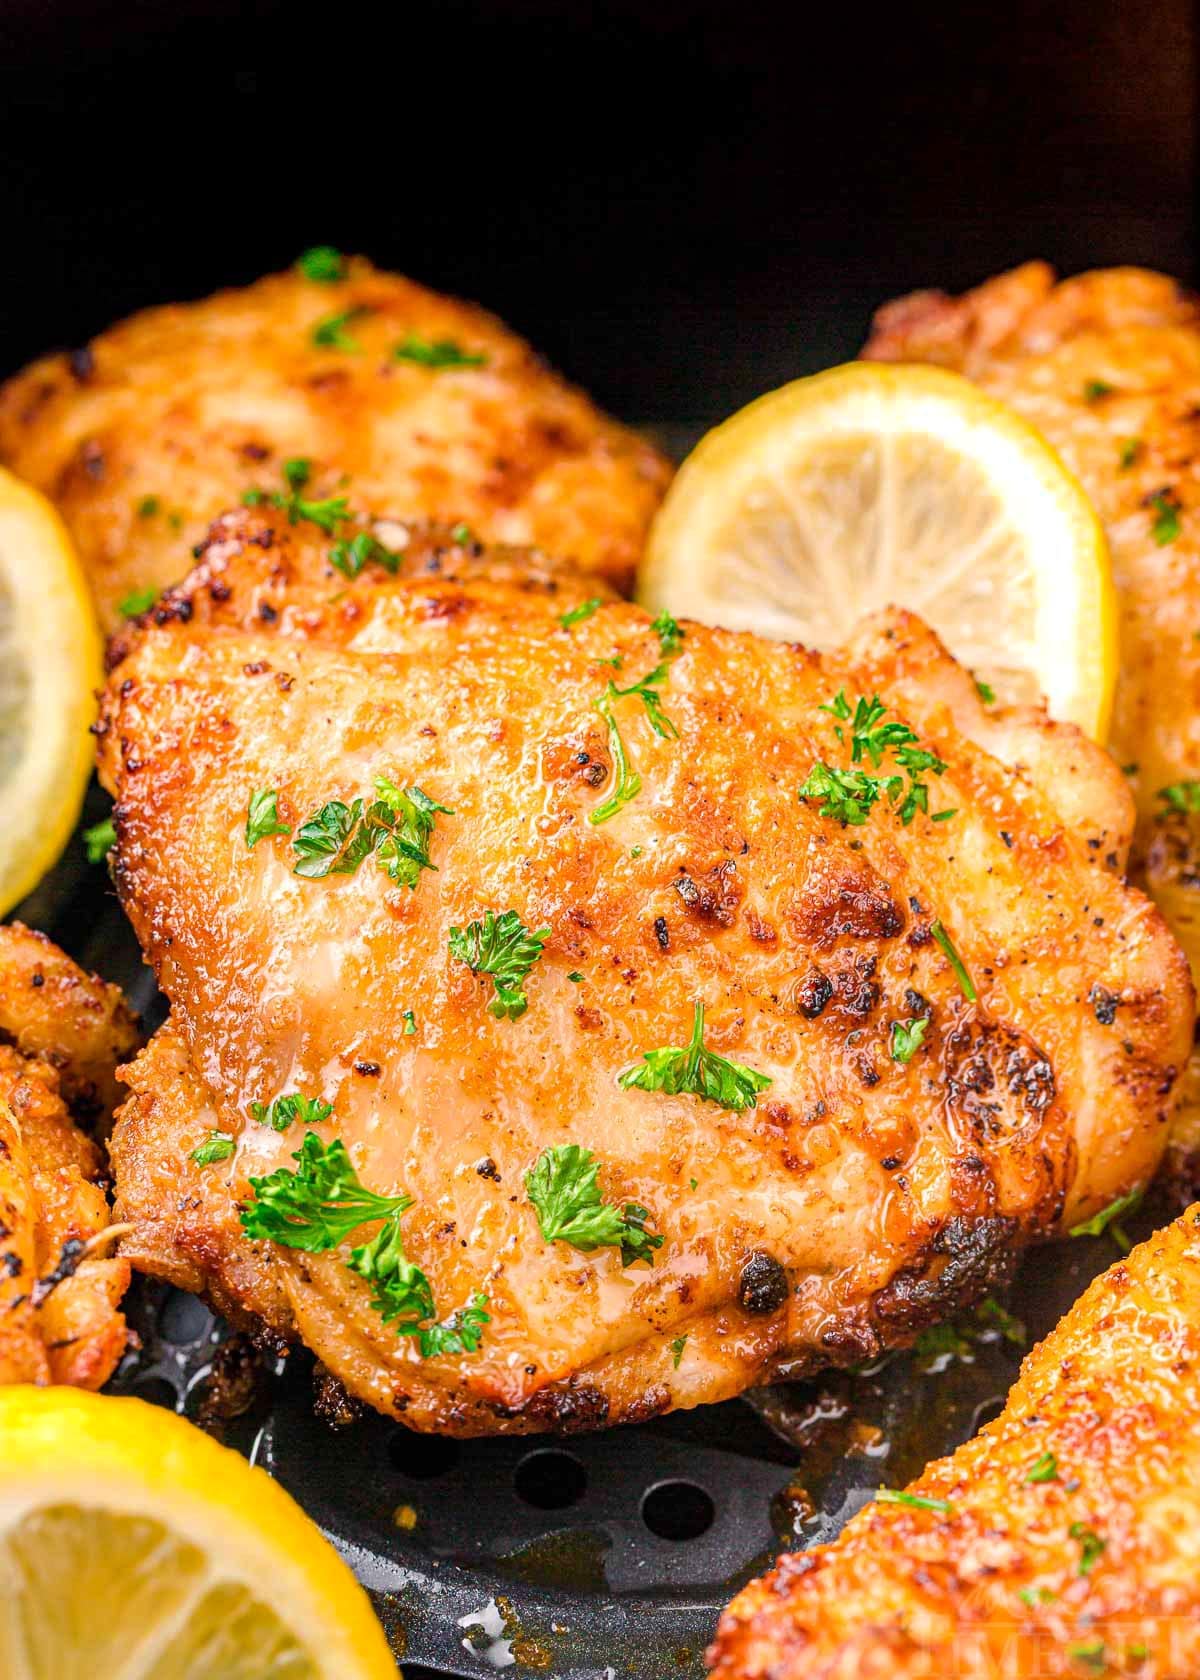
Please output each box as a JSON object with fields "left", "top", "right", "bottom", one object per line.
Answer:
{"left": 0, "top": 1387, "right": 397, "bottom": 1678}
{"left": 0, "top": 467, "right": 103, "bottom": 911}
{"left": 639, "top": 363, "right": 1116, "bottom": 738}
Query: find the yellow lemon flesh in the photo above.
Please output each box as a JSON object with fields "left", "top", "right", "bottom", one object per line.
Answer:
{"left": 0, "top": 1387, "right": 398, "bottom": 1678}
{"left": 639, "top": 363, "right": 1116, "bottom": 739}
{"left": 0, "top": 467, "right": 103, "bottom": 910}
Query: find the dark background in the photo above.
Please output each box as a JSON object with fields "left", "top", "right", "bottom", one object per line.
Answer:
{"left": 0, "top": 0, "right": 1194, "bottom": 422}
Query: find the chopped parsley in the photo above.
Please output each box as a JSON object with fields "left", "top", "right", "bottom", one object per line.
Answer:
{"left": 526, "top": 1143, "right": 663, "bottom": 1266}
{"left": 292, "top": 780, "right": 452, "bottom": 888}
{"left": 975, "top": 678, "right": 996, "bottom": 704}
{"left": 450, "top": 522, "right": 475, "bottom": 546}
{"left": 559, "top": 598, "right": 602, "bottom": 629}
{"left": 410, "top": 1293, "right": 491, "bottom": 1359}
{"left": 135, "top": 494, "right": 161, "bottom": 518}
{"left": 1083, "top": 378, "right": 1113, "bottom": 402}
{"left": 1066, "top": 1640, "right": 1106, "bottom": 1671}
{"left": 191, "top": 1131, "right": 234, "bottom": 1165}
{"left": 591, "top": 660, "right": 679, "bottom": 824}
{"left": 890, "top": 1017, "right": 929, "bottom": 1064}
{"left": 245, "top": 788, "right": 291, "bottom": 849}
{"left": 297, "top": 245, "right": 347, "bottom": 282}
{"left": 1070, "top": 1522, "right": 1106, "bottom": 1575}
{"left": 1157, "top": 780, "right": 1200, "bottom": 813}
{"left": 1118, "top": 437, "right": 1143, "bottom": 471}
{"left": 392, "top": 332, "right": 487, "bottom": 370}
{"left": 651, "top": 610, "right": 684, "bottom": 657}
{"left": 1149, "top": 488, "right": 1181, "bottom": 546}
{"left": 800, "top": 762, "right": 897, "bottom": 826}
{"left": 118, "top": 586, "right": 159, "bottom": 619}
{"left": 250, "top": 1092, "right": 333, "bottom": 1132}
{"left": 1027, "top": 1450, "right": 1058, "bottom": 1484}
{"left": 329, "top": 530, "right": 405, "bottom": 579}
{"left": 243, "top": 457, "right": 350, "bottom": 535}
{"left": 670, "top": 1334, "right": 687, "bottom": 1367}
{"left": 875, "top": 1489, "right": 954, "bottom": 1515}
{"left": 1019, "top": 1585, "right": 1056, "bottom": 1607}
{"left": 567, "top": 971, "right": 583, "bottom": 983}
{"left": 311, "top": 305, "right": 371, "bottom": 351}
{"left": 449, "top": 909, "right": 550, "bottom": 1021}
{"left": 1069, "top": 1185, "right": 1142, "bottom": 1251}
{"left": 619, "top": 1000, "right": 771, "bottom": 1112}
{"left": 403, "top": 1009, "right": 417, "bottom": 1035}
{"left": 931, "top": 919, "right": 977, "bottom": 1002}
{"left": 815, "top": 691, "right": 951, "bottom": 823}
{"left": 83, "top": 816, "right": 116, "bottom": 864}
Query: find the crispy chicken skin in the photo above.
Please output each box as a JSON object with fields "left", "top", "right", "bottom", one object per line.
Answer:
{"left": 864, "top": 263, "right": 1200, "bottom": 1174}
{"left": 0, "top": 257, "right": 670, "bottom": 631}
{"left": 710, "top": 1205, "right": 1200, "bottom": 1680}
{"left": 97, "top": 511, "right": 1189, "bottom": 1434}
{"left": 0, "top": 924, "right": 138, "bottom": 1388}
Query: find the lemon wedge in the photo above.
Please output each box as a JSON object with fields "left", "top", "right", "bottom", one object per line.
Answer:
{"left": 0, "top": 1387, "right": 397, "bottom": 1678}
{"left": 0, "top": 467, "right": 103, "bottom": 911}
{"left": 639, "top": 363, "right": 1116, "bottom": 738}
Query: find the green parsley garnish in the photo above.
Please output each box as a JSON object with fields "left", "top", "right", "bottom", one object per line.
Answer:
{"left": 671, "top": 1334, "right": 687, "bottom": 1368}
{"left": 875, "top": 1489, "right": 954, "bottom": 1514}
{"left": 1149, "top": 488, "right": 1181, "bottom": 545}
{"left": 191, "top": 1131, "right": 234, "bottom": 1165}
{"left": 651, "top": 610, "right": 684, "bottom": 657}
{"left": 619, "top": 1000, "right": 771, "bottom": 1112}
{"left": 799, "top": 762, "right": 896, "bottom": 826}
{"left": 1083, "top": 378, "right": 1113, "bottom": 402}
{"left": 243, "top": 458, "right": 350, "bottom": 535}
{"left": 403, "top": 1009, "right": 417, "bottom": 1035}
{"left": 1027, "top": 1450, "right": 1058, "bottom": 1484}
{"left": 890, "top": 1017, "right": 929, "bottom": 1064}
{"left": 118, "top": 586, "right": 159, "bottom": 619}
{"left": 975, "top": 678, "right": 996, "bottom": 704}
{"left": 292, "top": 780, "right": 452, "bottom": 888}
{"left": 82, "top": 816, "right": 116, "bottom": 864}
{"left": 931, "top": 919, "right": 977, "bottom": 1002}
{"left": 1066, "top": 1639, "right": 1106, "bottom": 1671}
{"left": 393, "top": 332, "right": 487, "bottom": 370}
{"left": 410, "top": 1293, "right": 491, "bottom": 1359}
{"left": 567, "top": 971, "right": 583, "bottom": 983}
{"left": 135, "top": 494, "right": 161, "bottom": 519}
{"left": 1070, "top": 1522, "right": 1106, "bottom": 1575}
{"left": 329, "top": 530, "right": 405, "bottom": 579}
{"left": 297, "top": 246, "right": 347, "bottom": 282}
{"left": 1069, "top": 1185, "right": 1142, "bottom": 1251}
{"left": 250, "top": 1092, "right": 333, "bottom": 1132}
{"left": 245, "top": 788, "right": 291, "bottom": 849}
{"left": 816, "top": 691, "right": 950, "bottom": 823}
{"left": 449, "top": 910, "right": 550, "bottom": 1021}
{"left": 241, "top": 1133, "right": 410, "bottom": 1251}
{"left": 311, "top": 305, "right": 371, "bottom": 351}
{"left": 591, "top": 661, "right": 679, "bottom": 824}
{"left": 450, "top": 522, "right": 475, "bottom": 546}
{"left": 1118, "top": 437, "right": 1143, "bottom": 471}
{"left": 1018, "top": 1585, "right": 1056, "bottom": 1607}
{"left": 525, "top": 1143, "right": 663, "bottom": 1266}
{"left": 559, "top": 598, "right": 602, "bottom": 629}
{"left": 1157, "top": 780, "right": 1200, "bottom": 813}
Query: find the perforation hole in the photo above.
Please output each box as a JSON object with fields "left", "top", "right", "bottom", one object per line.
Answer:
{"left": 132, "top": 1376, "right": 179, "bottom": 1411}
{"left": 514, "top": 1449, "right": 588, "bottom": 1510}
{"left": 641, "top": 1480, "right": 715, "bottom": 1541}
{"left": 388, "top": 1430, "right": 461, "bottom": 1479}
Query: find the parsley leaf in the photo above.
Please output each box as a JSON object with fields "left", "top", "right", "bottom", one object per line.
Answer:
{"left": 619, "top": 1000, "right": 771, "bottom": 1112}
{"left": 975, "top": 678, "right": 996, "bottom": 704}
{"left": 1069, "top": 1185, "right": 1143, "bottom": 1249}
{"left": 83, "top": 816, "right": 116, "bottom": 864}
{"left": 1157, "top": 780, "right": 1200, "bottom": 813}
{"left": 329, "top": 530, "right": 404, "bottom": 579}
{"left": 559, "top": 597, "right": 602, "bottom": 629}
{"left": 403, "top": 1009, "right": 417, "bottom": 1035}
{"left": 890, "top": 1017, "right": 929, "bottom": 1064}
{"left": 1149, "top": 488, "right": 1181, "bottom": 545}
{"left": 1118, "top": 437, "right": 1143, "bottom": 470}
{"left": 191, "top": 1131, "right": 234, "bottom": 1165}
{"left": 393, "top": 333, "right": 487, "bottom": 369}
{"left": 1027, "top": 1451, "right": 1058, "bottom": 1484}
{"left": 250, "top": 1092, "right": 334, "bottom": 1132}
{"left": 651, "top": 610, "right": 684, "bottom": 657}
{"left": 1070, "top": 1522, "right": 1106, "bottom": 1576}
{"left": 449, "top": 910, "right": 550, "bottom": 1020}
{"left": 409, "top": 1292, "right": 491, "bottom": 1358}
{"left": 875, "top": 1489, "right": 954, "bottom": 1514}
{"left": 243, "top": 458, "right": 350, "bottom": 535}
{"left": 815, "top": 691, "right": 950, "bottom": 825}
{"left": 241, "top": 1131, "right": 412, "bottom": 1251}
{"left": 312, "top": 305, "right": 371, "bottom": 351}
{"left": 591, "top": 661, "right": 679, "bottom": 824}
{"left": 293, "top": 798, "right": 377, "bottom": 877}
{"left": 345, "top": 1209, "right": 434, "bottom": 1327}
{"left": 297, "top": 246, "right": 347, "bottom": 282}
{"left": 799, "top": 761, "right": 899, "bottom": 826}
{"left": 1083, "top": 378, "right": 1113, "bottom": 402}
{"left": 292, "top": 781, "right": 451, "bottom": 886}
{"left": 246, "top": 788, "right": 291, "bottom": 849}
{"left": 1019, "top": 1585, "right": 1057, "bottom": 1607}
{"left": 119, "top": 586, "right": 159, "bottom": 619}
{"left": 136, "top": 494, "right": 161, "bottom": 518}
{"left": 1066, "top": 1639, "right": 1106, "bottom": 1670}
{"left": 526, "top": 1143, "right": 663, "bottom": 1265}
{"left": 931, "top": 919, "right": 977, "bottom": 1002}
{"left": 671, "top": 1334, "right": 687, "bottom": 1367}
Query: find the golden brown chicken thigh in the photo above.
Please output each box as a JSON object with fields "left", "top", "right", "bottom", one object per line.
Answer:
{"left": 0, "top": 924, "right": 138, "bottom": 1388}
{"left": 865, "top": 263, "right": 1200, "bottom": 1175}
{"left": 99, "top": 510, "right": 1189, "bottom": 1434}
{"left": 0, "top": 256, "right": 670, "bottom": 631}
{"left": 710, "top": 1204, "right": 1200, "bottom": 1680}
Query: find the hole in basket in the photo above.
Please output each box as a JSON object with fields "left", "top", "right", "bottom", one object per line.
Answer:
{"left": 641, "top": 1480, "right": 715, "bottom": 1541}
{"left": 133, "top": 1376, "right": 181, "bottom": 1411}
{"left": 388, "top": 1430, "right": 462, "bottom": 1480}
{"left": 158, "top": 1288, "right": 213, "bottom": 1346}
{"left": 513, "top": 1449, "right": 588, "bottom": 1510}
